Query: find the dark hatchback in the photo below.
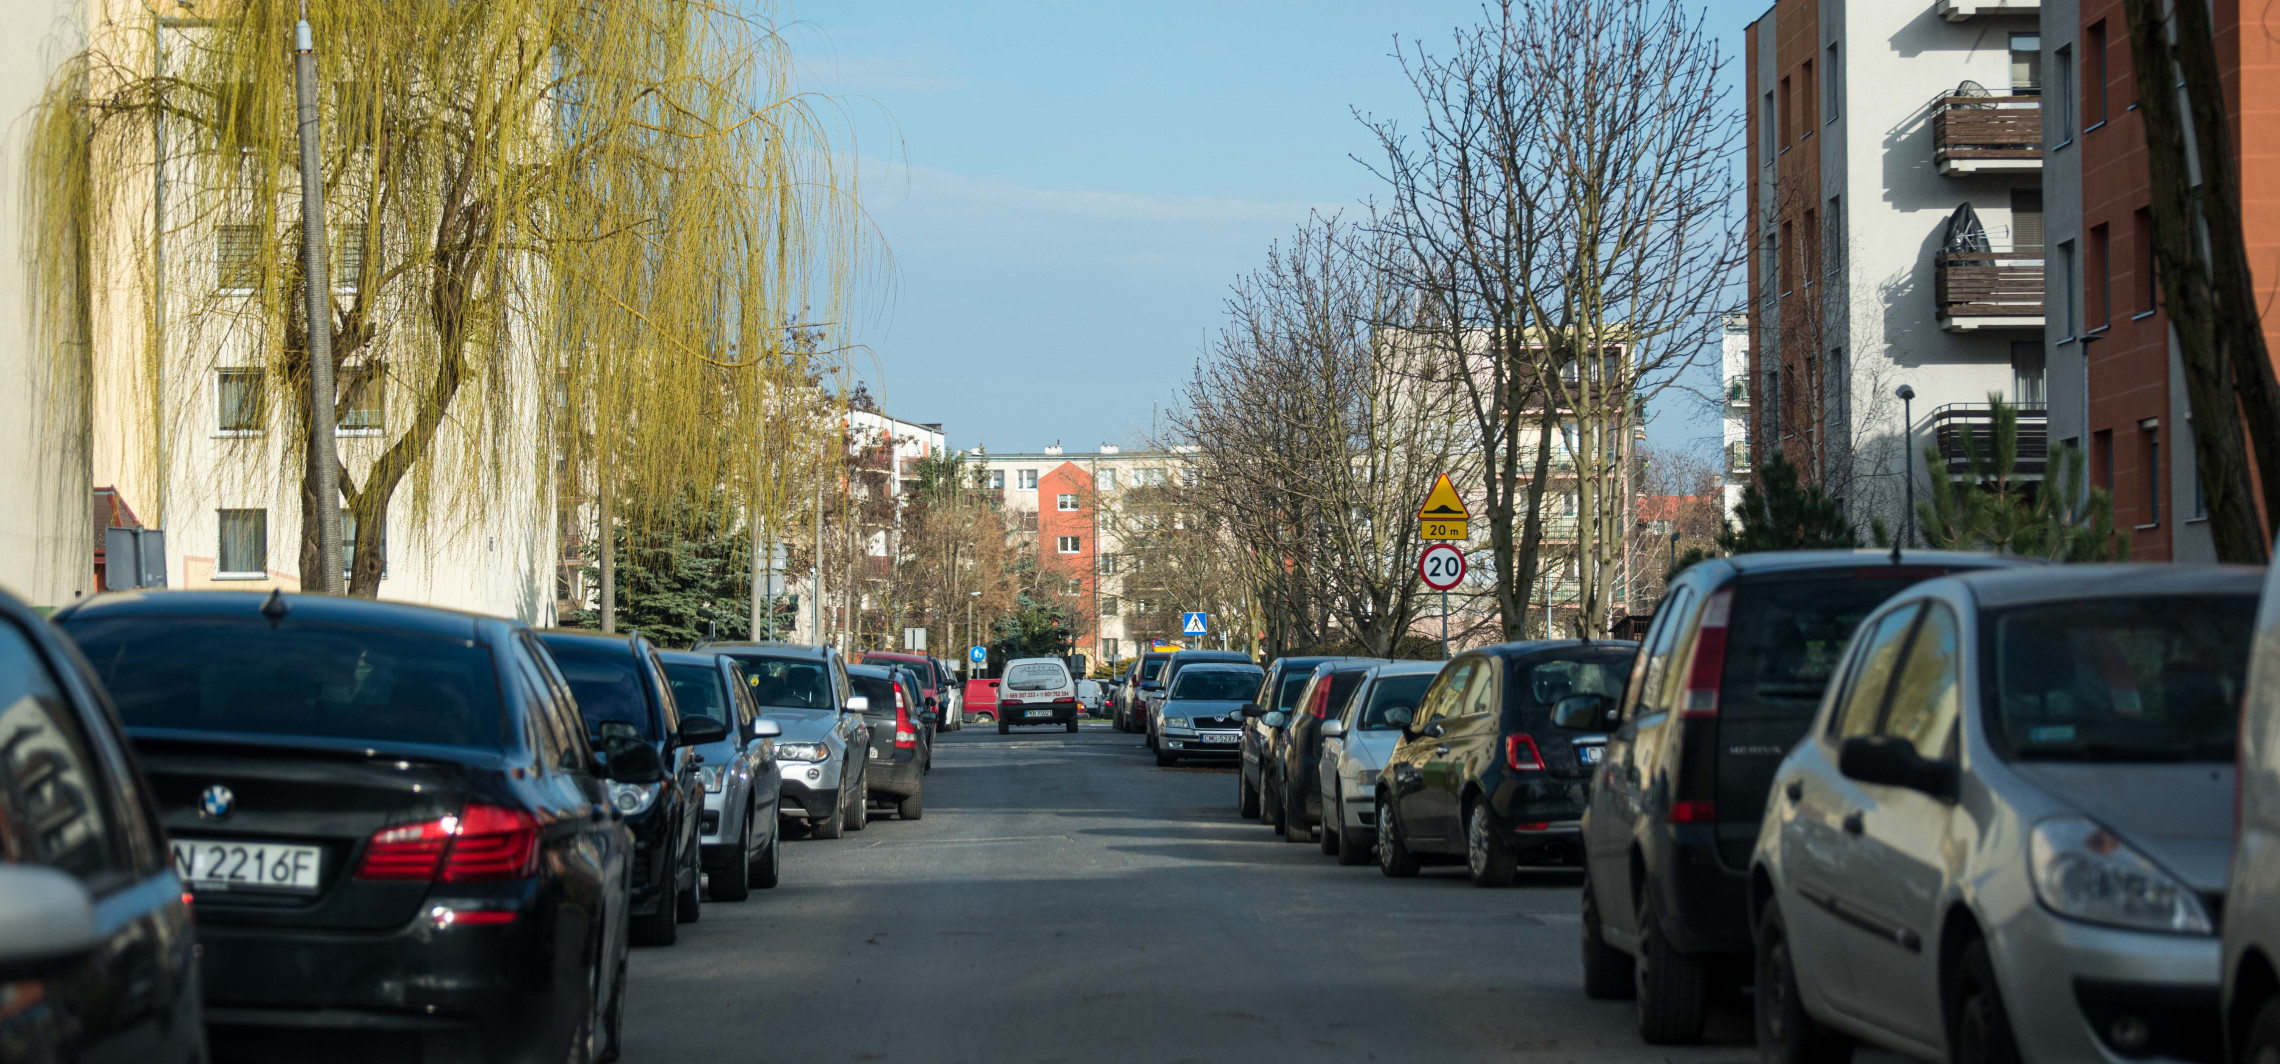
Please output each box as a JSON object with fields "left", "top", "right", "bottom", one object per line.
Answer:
{"left": 1239, "top": 655, "right": 1346, "bottom": 821}
{"left": 1574, "top": 550, "right": 2024, "bottom": 1044}
{"left": 1152, "top": 662, "right": 1265, "bottom": 766}
{"left": 848, "top": 664, "right": 929, "bottom": 820}
{"left": 1113, "top": 650, "right": 1175, "bottom": 732}
{"left": 56, "top": 591, "right": 646, "bottom": 1063}
{"left": 539, "top": 630, "right": 720, "bottom": 947}
{"left": 1267, "top": 659, "right": 1383, "bottom": 842}
{"left": 1376, "top": 641, "right": 1634, "bottom": 886}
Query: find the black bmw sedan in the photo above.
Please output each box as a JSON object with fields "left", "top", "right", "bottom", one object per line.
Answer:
{"left": 54, "top": 590, "right": 645, "bottom": 1064}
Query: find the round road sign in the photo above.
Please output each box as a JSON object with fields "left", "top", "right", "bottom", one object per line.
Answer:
{"left": 1418, "top": 543, "right": 1466, "bottom": 591}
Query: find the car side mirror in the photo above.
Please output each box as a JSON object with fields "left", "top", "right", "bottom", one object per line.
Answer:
{"left": 1263, "top": 710, "right": 1289, "bottom": 729}
{"left": 1838, "top": 736, "right": 1957, "bottom": 800}
{"left": 753, "top": 719, "right": 782, "bottom": 739}
{"left": 1322, "top": 719, "right": 1346, "bottom": 739}
{"left": 605, "top": 742, "right": 664, "bottom": 784}
{"left": 0, "top": 865, "right": 100, "bottom": 980}
{"left": 1552, "top": 693, "right": 1619, "bottom": 732}
{"left": 678, "top": 716, "right": 729, "bottom": 745}
{"left": 845, "top": 695, "right": 870, "bottom": 713}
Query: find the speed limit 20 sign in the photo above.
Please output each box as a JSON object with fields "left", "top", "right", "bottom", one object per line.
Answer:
{"left": 1417, "top": 543, "right": 1466, "bottom": 590}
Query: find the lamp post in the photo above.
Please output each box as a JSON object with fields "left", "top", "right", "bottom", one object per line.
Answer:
{"left": 1897, "top": 384, "right": 1917, "bottom": 554}
{"left": 967, "top": 591, "right": 981, "bottom": 676}
{"left": 293, "top": 1, "right": 342, "bottom": 593}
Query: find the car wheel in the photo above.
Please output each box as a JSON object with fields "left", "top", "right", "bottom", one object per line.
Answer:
{"left": 674, "top": 837, "right": 702, "bottom": 924}
{"left": 1265, "top": 773, "right": 1286, "bottom": 833}
{"left": 844, "top": 768, "right": 868, "bottom": 832}
{"left": 1376, "top": 795, "right": 1420, "bottom": 878}
{"left": 1579, "top": 868, "right": 1634, "bottom": 999}
{"left": 1066, "top": 719, "right": 1079, "bottom": 733}
{"left": 1281, "top": 777, "right": 1312, "bottom": 844}
{"left": 1633, "top": 896, "right": 1706, "bottom": 1044}
{"left": 1318, "top": 787, "right": 1340, "bottom": 856}
{"left": 2241, "top": 996, "right": 2280, "bottom": 1064}
{"left": 1949, "top": 939, "right": 2020, "bottom": 1064}
{"left": 709, "top": 810, "right": 751, "bottom": 902}
{"left": 751, "top": 821, "right": 780, "bottom": 889}
{"left": 630, "top": 884, "right": 677, "bottom": 947}
{"left": 1756, "top": 899, "right": 1850, "bottom": 1063}
{"left": 1334, "top": 787, "right": 1371, "bottom": 866}
{"left": 810, "top": 794, "right": 846, "bottom": 840}
{"left": 1238, "top": 770, "right": 1261, "bottom": 819}
{"left": 598, "top": 949, "right": 627, "bottom": 1062}
{"left": 1465, "top": 802, "right": 1518, "bottom": 887}
{"left": 897, "top": 781, "right": 924, "bottom": 821}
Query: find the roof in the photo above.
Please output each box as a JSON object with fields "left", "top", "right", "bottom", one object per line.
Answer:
{"left": 655, "top": 648, "right": 728, "bottom": 668}
{"left": 1470, "top": 639, "right": 1640, "bottom": 660}
{"left": 1718, "top": 549, "right": 2034, "bottom": 575}
{"left": 537, "top": 629, "right": 641, "bottom": 655}
{"left": 1946, "top": 564, "right": 2264, "bottom": 609}
{"left": 1370, "top": 660, "right": 1448, "bottom": 675}
{"left": 1637, "top": 495, "right": 1714, "bottom": 523}
{"left": 59, "top": 590, "right": 493, "bottom": 641}
{"left": 699, "top": 641, "right": 832, "bottom": 661}
{"left": 1176, "top": 661, "right": 1264, "bottom": 673}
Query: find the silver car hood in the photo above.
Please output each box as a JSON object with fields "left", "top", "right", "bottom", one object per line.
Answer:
{"left": 1342, "top": 730, "right": 1402, "bottom": 772}
{"left": 763, "top": 711, "right": 841, "bottom": 744}
{"left": 2008, "top": 761, "right": 2235, "bottom": 892}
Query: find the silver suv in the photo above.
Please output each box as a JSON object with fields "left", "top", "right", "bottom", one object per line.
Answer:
{"left": 700, "top": 642, "right": 870, "bottom": 841}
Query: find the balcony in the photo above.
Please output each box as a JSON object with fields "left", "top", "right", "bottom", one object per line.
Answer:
{"left": 1937, "top": 0, "right": 2038, "bottom": 20}
{"left": 1726, "top": 440, "right": 1752, "bottom": 474}
{"left": 1935, "top": 249, "right": 2044, "bottom": 332}
{"left": 1927, "top": 404, "right": 2047, "bottom": 479}
{"left": 1725, "top": 375, "right": 1751, "bottom": 406}
{"left": 1933, "top": 92, "right": 2042, "bottom": 175}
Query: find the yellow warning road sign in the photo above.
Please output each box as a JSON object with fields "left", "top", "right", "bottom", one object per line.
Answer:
{"left": 1418, "top": 474, "right": 1469, "bottom": 541}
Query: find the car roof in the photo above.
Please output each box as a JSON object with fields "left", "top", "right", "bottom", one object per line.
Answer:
{"left": 1469, "top": 639, "right": 1639, "bottom": 660}
{"left": 538, "top": 629, "right": 644, "bottom": 654}
{"left": 655, "top": 648, "right": 730, "bottom": 668}
{"left": 1703, "top": 549, "right": 2032, "bottom": 577}
{"left": 704, "top": 642, "right": 832, "bottom": 661}
{"left": 1367, "top": 660, "right": 1447, "bottom": 676}
{"left": 60, "top": 589, "right": 497, "bottom": 641}
{"left": 845, "top": 663, "right": 905, "bottom": 680}
{"left": 1169, "top": 650, "right": 1252, "bottom": 662}
{"left": 1310, "top": 658, "right": 1386, "bottom": 674}
{"left": 1005, "top": 656, "right": 1071, "bottom": 667}
{"left": 1178, "top": 662, "right": 1263, "bottom": 672}
{"left": 1940, "top": 563, "right": 2264, "bottom": 609}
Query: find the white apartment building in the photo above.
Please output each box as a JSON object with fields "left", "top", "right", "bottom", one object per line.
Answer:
{"left": 1720, "top": 313, "right": 1751, "bottom": 518}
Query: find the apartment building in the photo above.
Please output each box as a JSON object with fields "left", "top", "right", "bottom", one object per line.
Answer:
{"left": 1746, "top": 0, "right": 2048, "bottom": 535}
{"left": 1720, "top": 313, "right": 1751, "bottom": 518}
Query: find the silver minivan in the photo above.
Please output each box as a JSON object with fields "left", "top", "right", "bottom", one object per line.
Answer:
{"left": 1750, "top": 565, "right": 2256, "bottom": 1064}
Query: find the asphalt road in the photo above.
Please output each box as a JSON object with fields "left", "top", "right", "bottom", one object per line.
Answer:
{"left": 617, "top": 721, "right": 1783, "bottom": 1064}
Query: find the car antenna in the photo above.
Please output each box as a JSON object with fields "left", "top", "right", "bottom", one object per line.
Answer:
{"left": 1890, "top": 532, "right": 1903, "bottom": 566}
{"left": 259, "top": 588, "right": 290, "bottom": 625}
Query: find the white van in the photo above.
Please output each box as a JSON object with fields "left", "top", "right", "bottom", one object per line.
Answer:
{"left": 997, "top": 657, "right": 1080, "bottom": 734}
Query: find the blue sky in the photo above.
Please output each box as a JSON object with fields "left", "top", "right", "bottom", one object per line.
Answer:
{"left": 796, "top": 0, "right": 1767, "bottom": 459}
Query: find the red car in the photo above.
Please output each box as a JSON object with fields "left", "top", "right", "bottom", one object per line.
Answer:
{"left": 962, "top": 678, "right": 1001, "bottom": 723}
{"left": 858, "top": 650, "right": 960, "bottom": 732}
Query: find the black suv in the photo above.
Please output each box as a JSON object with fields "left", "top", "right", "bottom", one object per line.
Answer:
{"left": 1239, "top": 656, "right": 1346, "bottom": 821}
{"left": 1268, "top": 658, "right": 1383, "bottom": 842}
{"left": 1574, "top": 550, "right": 2023, "bottom": 1043}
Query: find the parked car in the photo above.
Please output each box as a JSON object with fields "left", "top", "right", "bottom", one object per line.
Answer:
{"left": 2231, "top": 554, "right": 2280, "bottom": 1063}
{"left": 1077, "top": 679, "right": 1105, "bottom": 716}
{"left": 1319, "top": 661, "right": 1444, "bottom": 865}
{"left": 1240, "top": 655, "right": 1347, "bottom": 821}
{"left": 539, "top": 629, "right": 711, "bottom": 945}
{"left": 862, "top": 650, "right": 958, "bottom": 732}
{"left": 700, "top": 642, "right": 870, "bottom": 841}
{"left": 1153, "top": 662, "right": 1265, "bottom": 766}
{"left": 1574, "top": 549, "right": 2026, "bottom": 1042}
{"left": 57, "top": 591, "right": 639, "bottom": 1061}
{"left": 1375, "top": 641, "right": 1632, "bottom": 885}
{"left": 1144, "top": 649, "right": 1254, "bottom": 750}
{"left": 999, "top": 656, "right": 1082, "bottom": 733}
{"left": 1114, "top": 649, "right": 1177, "bottom": 732}
{"left": 1748, "top": 564, "right": 2254, "bottom": 1063}
{"left": 659, "top": 650, "right": 782, "bottom": 901}
{"left": 1268, "top": 658, "right": 1384, "bottom": 842}
{"left": 0, "top": 586, "right": 205, "bottom": 1064}
{"left": 848, "top": 664, "right": 930, "bottom": 820}
{"left": 963, "top": 677, "right": 1001, "bottom": 724}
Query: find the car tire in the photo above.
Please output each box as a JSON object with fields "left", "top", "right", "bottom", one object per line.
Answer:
{"left": 709, "top": 812, "right": 752, "bottom": 902}
{"left": 1238, "top": 771, "right": 1261, "bottom": 819}
{"left": 1949, "top": 939, "right": 2020, "bottom": 1064}
{"left": 897, "top": 783, "right": 924, "bottom": 821}
{"left": 844, "top": 769, "right": 868, "bottom": 833}
{"left": 1318, "top": 792, "right": 1340, "bottom": 856}
{"left": 630, "top": 885, "right": 677, "bottom": 947}
{"left": 1756, "top": 899, "right": 1851, "bottom": 1064}
{"left": 1376, "top": 795, "right": 1420, "bottom": 878}
{"left": 1281, "top": 780, "right": 1311, "bottom": 843}
{"left": 2241, "top": 996, "right": 2280, "bottom": 1064}
{"left": 751, "top": 824, "right": 780, "bottom": 889}
{"left": 998, "top": 720, "right": 1010, "bottom": 735}
{"left": 674, "top": 839, "right": 702, "bottom": 924}
{"left": 1633, "top": 897, "right": 1707, "bottom": 1044}
{"left": 1066, "top": 719, "right": 1079, "bottom": 733}
{"left": 811, "top": 797, "right": 845, "bottom": 840}
{"left": 1465, "top": 802, "right": 1518, "bottom": 887}
{"left": 1579, "top": 869, "right": 1634, "bottom": 999}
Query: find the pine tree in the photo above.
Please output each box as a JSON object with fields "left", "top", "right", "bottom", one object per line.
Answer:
{"left": 572, "top": 501, "right": 752, "bottom": 647}
{"left": 1717, "top": 453, "right": 1860, "bottom": 554}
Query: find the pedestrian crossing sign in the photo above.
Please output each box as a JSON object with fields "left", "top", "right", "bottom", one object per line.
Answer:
{"left": 1181, "top": 612, "right": 1208, "bottom": 636}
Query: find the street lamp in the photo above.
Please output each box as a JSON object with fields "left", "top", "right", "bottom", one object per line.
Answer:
{"left": 1897, "top": 384, "right": 1917, "bottom": 559}
{"left": 967, "top": 591, "right": 982, "bottom": 675}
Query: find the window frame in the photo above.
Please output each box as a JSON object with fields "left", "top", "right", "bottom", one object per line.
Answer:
{"left": 214, "top": 507, "right": 269, "bottom": 580}
{"left": 1056, "top": 493, "right": 1079, "bottom": 512}
{"left": 216, "top": 366, "right": 267, "bottom": 436}
{"left": 1056, "top": 535, "right": 1082, "bottom": 554}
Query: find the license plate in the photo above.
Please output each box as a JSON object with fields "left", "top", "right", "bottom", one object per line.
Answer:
{"left": 1026, "top": 710, "right": 1051, "bottom": 718}
{"left": 173, "top": 839, "right": 323, "bottom": 893}
{"left": 1578, "top": 745, "right": 1604, "bottom": 766}
{"left": 1200, "top": 732, "right": 1237, "bottom": 744}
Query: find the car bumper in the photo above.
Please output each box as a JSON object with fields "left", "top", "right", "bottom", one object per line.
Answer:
{"left": 779, "top": 777, "right": 839, "bottom": 821}
{"left": 1160, "top": 730, "right": 1242, "bottom": 758}
{"left": 1001, "top": 704, "right": 1077, "bottom": 725}
{"left": 1999, "top": 908, "right": 2223, "bottom": 1063}
{"left": 866, "top": 755, "right": 922, "bottom": 798}
{"left": 700, "top": 784, "right": 748, "bottom": 864}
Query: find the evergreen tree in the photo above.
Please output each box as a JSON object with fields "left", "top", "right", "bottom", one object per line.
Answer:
{"left": 1717, "top": 453, "right": 1860, "bottom": 554}
{"left": 1916, "top": 395, "right": 2129, "bottom": 561}
{"left": 572, "top": 501, "right": 752, "bottom": 647}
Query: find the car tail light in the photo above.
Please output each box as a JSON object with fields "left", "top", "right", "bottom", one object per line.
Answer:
{"left": 356, "top": 803, "right": 539, "bottom": 882}
{"left": 1506, "top": 734, "right": 1545, "bottom": 772}
{"left": 1669, "top": 799, "right": 1717, "bottom": 823}
{"left": 895, "top": 696, "right": 916, "bottom": 749}
{"left": 1680, "top": 588, "right": 1734, "bottom": 719}
{"left": 1309, "top": 681, "right": 1333, "bottom": 719}
{"left": 1514, "top": 821, "right": 1550, "bottom": 831}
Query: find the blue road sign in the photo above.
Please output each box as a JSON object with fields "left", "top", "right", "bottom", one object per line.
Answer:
{"left": 1181, "top": 612, "right": 1208, "bottom": 637}
{"left": 969, "top": 645, "right": 988, "bottom": 664}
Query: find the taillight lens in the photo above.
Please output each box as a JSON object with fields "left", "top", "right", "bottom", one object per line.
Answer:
{"left": 895, "top": 696, "right": 916, "bottom": 748}
{"left": 356, "top": 803, "right": 539, "bottom": 883}
{"left": 1506, "top": 734, "right": 1545, "bottom": 772}
{"left": 1681, "top": 588, "right": 1734, "bottom": 719}
{"left": 1310, "top": 681, "right": 1332, "bottom": 719}
{"left": 1669, "top": 799, "right": 1717, "bottom": 823}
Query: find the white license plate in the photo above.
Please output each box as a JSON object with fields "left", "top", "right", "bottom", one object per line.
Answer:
{"left": 1200, "top": 733, "right": 1238, "bottom": 744}
{"left": 173, "top": 839, "right": 323, "bottom": 893}
{"left": 1026, "top": 710, "right": 1052, "bottom": 718}
{"left": 1578, "top": 745, "right": 1605, "bottom": 765}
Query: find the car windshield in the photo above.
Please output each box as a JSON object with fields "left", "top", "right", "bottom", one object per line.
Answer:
{"left": 734, "top": 656, "right": 835, "bottom": 711}
{"left": 1006, "top": 662, "right": 1069, "bottom": 691}
{"left": 547, "top": 646, "right": 659, "bottom": 740}
{"left": 68, "top": 617, "right": 508, "bottom": 748}
{"left": 1725, "top": 574, "right": 1945, "bottom": 719}
{"left": 663, "top": 663, "right": 729, "bottom": 724}
{"left": 1989, "top": 595, "right": 2254, "bottom": 763}
{"left": 848, "top": 673, "right": 900, "bottom": 714}
{"left": 1140, "top": 658, "right": 1168, "bottom": 681}
{"left": 1171, "top": 668, "right": 1262, "bottom": 701}
{"left": 1358, "top": 674, "right": 1434, "bottom": 730}
{"left": 1519, "top": 659, "right": 1628, "bottom": 708}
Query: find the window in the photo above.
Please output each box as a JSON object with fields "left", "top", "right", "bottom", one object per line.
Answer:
{"left": 2011, "top": 342, "right": 2047, "bottom": 406}
{"left": 0, "top": 622, "right": 133, "bottom": 889}
{"left": 217, "top": 367, "right": 265, "bottom": 433}
{"left": 1801, "top": 60, "right": 1816, "bottom": 132}
{"left": 2142, "top": 420, "right": 2161, "bottom": 526}
{"left": 216, "top": 223, "right": 261, "bottom": 292}
{"left": 1098, "top": 468, "right": 1117, "bottom": 491}
{"left": 1830, "top": 604, "right": 1922, "bottom": 741}
{"left": 1764, "top": 365, "right": 1782, "bottom": 441}
{"left": 1064, "top": 577, "right": 1082, "bottom": 595}
{"left": 1880, "top": 604, "right": 1962, "bottom": 760}
{"left": 1056, "top": 493, "right": 1079, "bottom": 511}
{"left": 1802, "top": 208, "right": 1817, "bottom": 284}
{"left": 2086, "top": 22, "right": 2108, "bottom": 126}
{"left": 2133, "top": 207, "right": 2157, "bottom": 314}
{"left": 2095, "top": 429, "right": 2115, "bottom": 492}
{"left": 2053, "top": 45, "right": 2075, "bottom": 141}
{"left": 2057, "top": 239, "right": 2078, "bottom": 339}
{"left": 334, "top": 223, "right": 373, "bottom": 289}
{"left": 1057, "top": 535, "right": 1082, "bottom": 554}
{"left": 340, "top": 368, "right": 385, "bottom": 433}
{"left": 2089, "top": 223, "right": 2111, "bottom": 329}
{"left": 1416, "top": 659, "right": 1479, "bottom": 724}
{"left": 342, "top": 508, "right": 385, "bottom": 579}
{"left": 988, "top": 469, "right": 1005, "bottom": 491}
{"left": 1779, "top": 75, "right": 1793, "bottom": 150}
{"left": 1825, "top": 41, "right": 1841, "bottom": 120}
{"left": 1098, "top": 553, "right": 1119, "bottom": 575}
{"left": 1018, "top": 469, "right": 1038, "bottom": 490}
{"left": 1103, "top": 638, "right": 1120, "bottom": 660}
{"left": 2187, "top": 423, "right": 2207, "bottom": 518}
{"left": 1779, "top": 220, "right": 1794, "bottom": 294}
{"left": 216, "top": 508, "right": 268, "bottom": 578}
{"left": 1134, "top": 598, "right": 1152, "bottom": 615}
{"left": 1101, "top": 596, "right": 1119, "bottom": 617}
{"left": 2011, "top": 190, "right": 2044, "bottom": 250}
{"left": 2011, "top": 33, "right": 2043, "bottom": 93}
{"left": 1631, "top": 586, "right": 1696, "bottom": 714}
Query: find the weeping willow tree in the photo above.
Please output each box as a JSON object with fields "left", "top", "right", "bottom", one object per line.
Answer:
{"left": 29, "top": 0, "right": 863, "bottom": 602}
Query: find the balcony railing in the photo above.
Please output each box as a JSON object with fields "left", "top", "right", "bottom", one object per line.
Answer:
{"left": 1927, "top": 404, "right": 2047, "bottom": 478}
{"left": 1725, "top": 375, "right": 1751, "bottom": 405}
{"left": 1727, "top": 440, "right": 1752, "bottom": 474}
{"left": 1935, "top": 248, "right": 2044, "bottom": 331}
{"left": 1932, "top": 93, "right": 2042, "bottom": 175}
{"left": 1937, "top": 0, "right": 2039, "bottom": 21}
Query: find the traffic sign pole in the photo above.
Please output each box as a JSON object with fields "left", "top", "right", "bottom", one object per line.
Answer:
{"left": 1442, "top": 590, "right": 1449, "bottom": 661}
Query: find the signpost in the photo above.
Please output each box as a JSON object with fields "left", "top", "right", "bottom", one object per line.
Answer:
{"left": 1418, "top": 543, "right": 1466, "bottom": 660}
{"left": 902, "top": 627, "right": 928, "bottom": 652}
{"left": 1181, "top": 612, "right": 1209, "bottom": 637}
{"left": 1417, "top": 474, "right": 1470, "bottom": 542}
{"left": 968, "top": 645, "right": 988, "bottom": 673}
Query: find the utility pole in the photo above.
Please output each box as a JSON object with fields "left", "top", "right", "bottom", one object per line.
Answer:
{"left": 293, "top": 1, "right": 342, "bottom": 594}
{"left": 811, "top": 481, "right": 823, "bottom": 646}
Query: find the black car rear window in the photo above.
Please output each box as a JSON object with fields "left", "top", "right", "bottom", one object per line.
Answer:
{"left": 1723, "top": 575, "right": 1934, "bottom": 720}
{"left": 1512, "top": 658, "right": 1629, "bottom": 711}
{"left": 68, "top": 617, "right": 507, "bottom": 748}
{"left": 848, "top": 672, "right": 901, "bottom": 715}
{"left": 663, "top": 663, "right": 728, "bottom": 724}
{"left": 548, "top": 646, "right": 659, "bottom": 740}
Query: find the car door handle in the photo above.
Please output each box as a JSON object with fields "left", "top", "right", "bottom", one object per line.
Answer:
{"left": 1842, "top": 811, "right": 1864, "bottom": 836}
{"left": 1785, "top": 780, "right": 1803, "bottom": 803}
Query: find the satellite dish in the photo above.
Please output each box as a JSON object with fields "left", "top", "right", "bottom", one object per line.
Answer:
{"left": 1955, "top": 79, "right": 1991, "bottom": 97}
{"left": 1942, "top": 202, "right": 1991, "bottom": 258}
